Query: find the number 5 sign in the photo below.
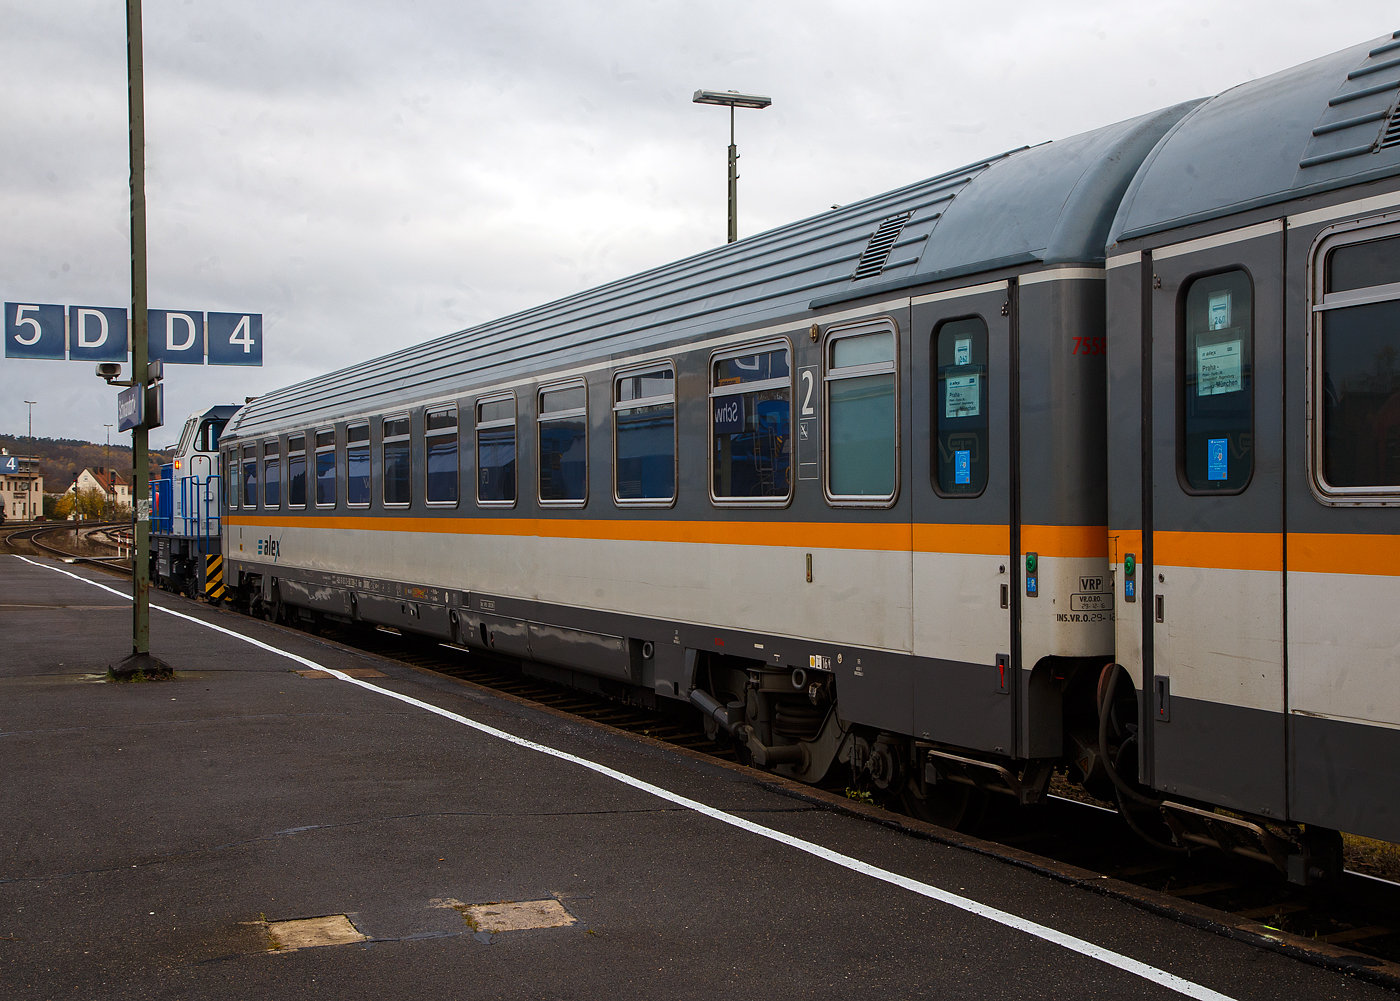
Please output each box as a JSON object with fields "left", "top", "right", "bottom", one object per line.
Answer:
{"left": 5, "top": 303, "right": 65, "bottom": 359}
{"left": 207, "top": 312, "right": 262, "bottom": 366}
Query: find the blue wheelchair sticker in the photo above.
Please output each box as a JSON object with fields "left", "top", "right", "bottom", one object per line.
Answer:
{"left": 1207, "top": 438, "right": 1228, "bottom": 480}
{"left": 954, "top": 449, "right": 970, "bottom": 484}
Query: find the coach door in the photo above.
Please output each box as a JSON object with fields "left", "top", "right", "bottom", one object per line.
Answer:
{"left": 910, "top": 280, "right": 1016, "bottom": 756}
{"left": 1147, "top": 223, "right": 1287, "bottom": 817}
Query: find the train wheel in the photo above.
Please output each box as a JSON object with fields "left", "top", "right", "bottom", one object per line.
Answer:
{"left": 901, "top": 777, "right": 989, "bottom": 832}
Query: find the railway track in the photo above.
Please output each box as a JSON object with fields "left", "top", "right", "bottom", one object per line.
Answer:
{"left": 9, "top": 534, "right": 1399, "bottom": 975}
{"left": 3, "top": 521, "right": 133, "bottom": 569}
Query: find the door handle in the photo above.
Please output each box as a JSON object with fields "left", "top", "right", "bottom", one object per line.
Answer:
{"left": 1000, "top": 583, "right": 1009, "bottom": 609}
{"left": 1155, "top": 594, "right": 1165, "bottom": 623}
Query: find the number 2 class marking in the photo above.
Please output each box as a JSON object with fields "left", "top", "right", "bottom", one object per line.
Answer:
{"left": 800, "top": 369, "right": 816, "bottom": 416}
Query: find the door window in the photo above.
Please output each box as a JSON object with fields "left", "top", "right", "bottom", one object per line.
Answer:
{"left": 933, "top": 317, "right": 989, "bottom": 496}
{"left": 1181, "top": 270, "right": 1253, "bottom": 492}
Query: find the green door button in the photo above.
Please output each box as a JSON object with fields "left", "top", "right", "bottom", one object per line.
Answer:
{"left": 1025, "top": 552, "right": 1037, "bottom": 575}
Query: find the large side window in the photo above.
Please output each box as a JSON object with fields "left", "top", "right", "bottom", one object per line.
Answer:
{"left": 1181, "top": 270, "right": 1253, "bottom": 492}
{"left": 382, "top": 415, "right": 411, "bottom": 506}
{"left": 226, "top": 449, "right": 238, "bottom": 508}
{"left": 1314, "top": 228, "right": 1400, "bottom": 496}
{"left": 241, "top": 444, "right": 258, "bottom": 507}
{"left": 425, "top": 407, "right": 459, "bottom": 505}
{"left": 346, "top": 422, "right": 370, "bottom": 506}
{"left": 933, "top": 317, "right": 989, "bottom": 496}
{"left": 615, "top": 365, "right": 675, "bottom": 504}
{"left": 263, "top": 439, "right": 281, "bottom": 508}
{"left": 826, "top": 322, "right": 897, "bottom": 503}
{"left": 315, "top": 429, "right": 337, "bottom": 507}
{"left": 538, "top": 381, "right": 587, "bottom": 505}
{"left": 287, "top": 434, "right": 307, "bottom": 508}
{"left": 476, "top": 395, "right": 517, "bottom": 505}
{"left": 711, "top": 343, "right": 791, "bottom": 502}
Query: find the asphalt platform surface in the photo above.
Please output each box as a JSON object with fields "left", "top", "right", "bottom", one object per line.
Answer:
{"left": 1, "top": 554, "right": 1392, "bottom": 1000}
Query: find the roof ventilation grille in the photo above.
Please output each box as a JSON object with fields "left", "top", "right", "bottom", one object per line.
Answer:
{"left": 852, "top": 211, "right": 914, "bottom": 281}
{"left": 1380, "top": 111, "right": 1400, "bottom": 150}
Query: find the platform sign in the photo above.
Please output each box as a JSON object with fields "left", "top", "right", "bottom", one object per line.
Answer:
{"left": 5, "top": 303, "right": 65, "bottom": 359}
{"left": 1, "top": 456, "right": 18, "bottom": 474}
{"left": 68, "top": 305, "right": 128, "bottom": 362}
{"left": 207, "top": 312, "right": 262, "bottom": 366}
{"left": 148, "top": 310, "right": 205, "bottom": 365}
{"left": 117, "top": 383, "right": 145, "bottom": 432}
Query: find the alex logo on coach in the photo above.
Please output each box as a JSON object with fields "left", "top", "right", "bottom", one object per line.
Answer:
{"left": 256, "top": 538, "right": 280, "bottom": 558}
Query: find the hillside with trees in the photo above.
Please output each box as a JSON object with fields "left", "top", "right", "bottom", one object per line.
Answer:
{"left": 0, "top": 435, "right": 171, "bottom": 499}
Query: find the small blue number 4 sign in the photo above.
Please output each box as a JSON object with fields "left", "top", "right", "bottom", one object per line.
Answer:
{"left": 1208, "top": 437, "right": 1228, "bottom": 481}
{"left": 208, "top": 312, "right": 262, "bottom": 366}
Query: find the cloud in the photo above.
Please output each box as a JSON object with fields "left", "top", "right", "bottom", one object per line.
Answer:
{"left": 1, "top": 0, "right": 1395, "bottom": 445}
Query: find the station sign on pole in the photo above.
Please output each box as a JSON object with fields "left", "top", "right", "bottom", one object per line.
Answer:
{"left": 4, "top": 303, "right": 262, "bottom": 366}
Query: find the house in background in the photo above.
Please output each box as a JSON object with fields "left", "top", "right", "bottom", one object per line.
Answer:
{"left": 63, "top": 467, "right": 130, "bottom": 515}
{"left": 0, "top": 450, "right": 43, "bottom": 522}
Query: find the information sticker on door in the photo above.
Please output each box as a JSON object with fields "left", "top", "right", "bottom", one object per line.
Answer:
{"left": 1207, "top": 437, "right": 1228, "bottom": 480}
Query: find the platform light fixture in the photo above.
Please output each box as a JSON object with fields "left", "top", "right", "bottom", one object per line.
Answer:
{"left": 692, "top": 89, "right": 772, "bottom": 244}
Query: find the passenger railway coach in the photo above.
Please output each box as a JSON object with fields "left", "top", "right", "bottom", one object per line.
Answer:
{"left": 219, "top": 33, "right": 1400, "bottom": 879}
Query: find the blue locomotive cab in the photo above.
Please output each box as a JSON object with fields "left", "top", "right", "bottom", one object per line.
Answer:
{"left": 150, "top": 404, "right": 240, "bottom": 599}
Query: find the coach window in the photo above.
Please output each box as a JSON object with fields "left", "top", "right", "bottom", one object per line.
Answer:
{"left": 1313, "top": 227, "right": 1400, "bottom": 497}
{"left": 538, "top": 381, "right": 588, "bottom": 505}
{"left": 263, "top": 439, "right": 281, "bottom": 508}
{"left": 711, "top": 342, "right": 792, "bottom": 503}
{"left": 241, "top": 444, "right": 258, "bottom": 507}
{"left": 476, "top": 394, "right": 517, "bottom": 505}
{"left": 225, "top": 450, "right": 238, "bottom": 509}
{"left": 1181, "top": 270, "right": 1253, "bottom": 492}
{"left": 287, "top": 435, "right": 307, "bottom": 508}
{"left": 934, "top": 317, "right": 989, "bottom": 496}
{"left": 615, "top": 365, "right": 675, "bottom": 505}
{"left": 425, "top": 407, "right": 458, "bottom": 505}
{"left": 346, "top": 422, "right": 371, "bottom": 507}
{"left": 826, "top": 322, "right": 897, "bottom": 503}
{"left": 382, "top": 415, "right": 411, "bottom": 506}
{"left": 315, "top": 428, "right": 337, "bottom": 507}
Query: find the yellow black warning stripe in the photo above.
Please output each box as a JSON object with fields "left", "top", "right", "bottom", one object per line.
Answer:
{"left": 205, "top": 554, "right": 225, "bottom": 600}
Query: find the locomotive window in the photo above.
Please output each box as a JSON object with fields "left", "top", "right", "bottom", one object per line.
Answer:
{"left": 826, "top": 323, "right": 897, "bottom": 504}
{"left": 425, "top": 407, "right": 458, "bottom": 505}
{"left": 315, "top": 428, "right": 337, "bottom": 507}
{"left": 176, "top": 418, "right": 197, "bottom": 456}
{"left": 1181, "top": 270, "right": 1253, "bottom": 492}
{"left": 241, "top": 445, "right": 258, "bottom": 507}
{"left": 539, "top": 382, "right": 587, "bottom": 506}
{"left": 476, "top": 394, "right": 517, "bottom": 506}
{"left": 263, "top": 439, "right": 280, "bottom": 508}
{"left": 382, "top": 415, "right": 411, "bottom": 507}
{"left": 287, "top": 435, "right": 306, "bottom": 508}
{"left": 197, "top": 419, "right": 224, "bottom": 452}
{"left": 1313, "top": 227, "right": 1400, "bottom": 497}
{"left": 933, "top": 317, "right": 989, "bottom": 496}
{"left": 711, "top": 343, "right": 792, "bottom": 503}
{"left": 346, "top": 422, "right": 370, "bottom": 507}
{"left": 615, "top": 365, "right": 675, "bottom": 505}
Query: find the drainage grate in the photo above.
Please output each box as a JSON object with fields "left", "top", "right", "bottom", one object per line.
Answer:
{"left": 851, "top": 211, "right": 914, "bottom": 281}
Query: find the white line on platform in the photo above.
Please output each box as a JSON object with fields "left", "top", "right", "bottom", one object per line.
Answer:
{"left": 15, "top": 555, "right": 1235, "bottom": 1001}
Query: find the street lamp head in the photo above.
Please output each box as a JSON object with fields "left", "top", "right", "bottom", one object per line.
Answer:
{"left": 693, "top": 89, "right": 772, "bottom": 110}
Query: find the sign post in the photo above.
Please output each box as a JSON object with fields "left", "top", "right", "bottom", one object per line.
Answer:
{"left": 116, "top": 0, "right": 168, "bottom": 679}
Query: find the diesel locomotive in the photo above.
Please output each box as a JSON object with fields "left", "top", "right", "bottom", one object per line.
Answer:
{"left": 214, "top": 32, "right": 1400, "bottom": 882}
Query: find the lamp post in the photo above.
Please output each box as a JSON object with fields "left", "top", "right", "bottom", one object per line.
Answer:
{"left": 23, "top": 400, "right": 36, "bottom": 439}
{"left": 104, "top": 424, "right": 114, "bottom": 518}
{"left": 692, "top": 90, "right": 771, "bottom": 244}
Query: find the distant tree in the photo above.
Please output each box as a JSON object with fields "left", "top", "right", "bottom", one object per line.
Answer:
{"left": 50, "top": 493, "right": 75, "bottom": 520}
{"left": 74, "top": 487, "right": 105, "bottom": 519}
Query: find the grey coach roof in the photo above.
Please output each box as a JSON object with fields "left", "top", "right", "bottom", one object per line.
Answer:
{"left": 227, "top": 106, "right": 1195, "bottom": 440}
{"left": 1110, "top": 32, "right": 1400, "bottom": 244}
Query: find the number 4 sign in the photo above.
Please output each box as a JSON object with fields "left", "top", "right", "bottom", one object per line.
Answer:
{"left": 207, "top": 312, "right": 262, "bottom": 366}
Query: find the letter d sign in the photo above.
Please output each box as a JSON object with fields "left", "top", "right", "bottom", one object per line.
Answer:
{"left": 148, "top": 309, "right": 205, "bottom": 364}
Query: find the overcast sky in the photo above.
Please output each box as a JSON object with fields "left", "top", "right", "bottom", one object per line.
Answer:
{"left": 1, "top": 1, "right": 1395, "bottom": 450}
